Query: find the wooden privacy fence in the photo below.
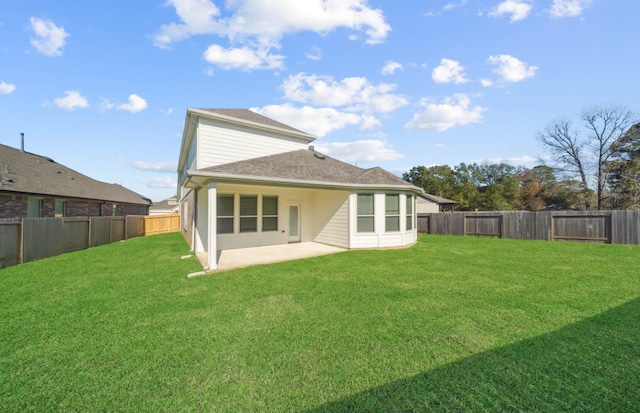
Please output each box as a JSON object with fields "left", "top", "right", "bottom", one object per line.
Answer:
{"left": 418, "top": 210, "right": 640, "bottom": 245}
{"left": 0, "top": 214, "right": 180, "bottom": 269}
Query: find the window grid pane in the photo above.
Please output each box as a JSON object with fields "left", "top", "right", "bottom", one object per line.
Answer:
{"left": 218, "top": 218, "right": 234, "bottom": 234}
{"left": 240, "top": 217, "right": 257, "bottom": 232}
{"left": 263, "top": 196, "right": 278, "bottom": 215}
{"left": 386, "top": 194, "right": 399, "bottom": 215}
{"left": 357, "top": 217, "right": 375, "bottom": 232}
{"left": 386, "top": 216, "right": 400, "bottom": 232}
{"left": 357, "top": 194, "right": 374, "bottom": 215}
{"left": 217, "top": 195, "right": 234, "bottom": 216}
{"left": 240, "top": 196, "right": 257, "bottom": 216}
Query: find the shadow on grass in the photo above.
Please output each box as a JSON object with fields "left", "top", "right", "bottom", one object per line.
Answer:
{"left": 306, "top": 297, "right": 640, "bottom": 412}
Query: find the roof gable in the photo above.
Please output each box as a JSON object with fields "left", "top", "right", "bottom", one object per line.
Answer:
{"left": 0, "top": 144, "right": 151, "bottom": 205}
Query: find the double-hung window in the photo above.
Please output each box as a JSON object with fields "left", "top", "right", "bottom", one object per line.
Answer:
{"left": 262, "top": 196, "right": 278, "bottom": 231}
{"left": 385, "top": 194, "right": 400, "bottom": 232}
{"left": 239, "top": 195, "right": 258, "bottom": 232}
{"left": 406, "top": 195, "right": 413, "bottom": 230}
{"left": 217, "top": 195, "right": 234, "bottom": 234}
{"left": 357, "top": 193, "right": 375, "bottom": 233}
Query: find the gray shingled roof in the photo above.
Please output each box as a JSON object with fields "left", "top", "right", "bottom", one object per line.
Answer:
{"left": 0, "top": 144, "right": 151, "bottom": 205}
{"left": 197, "top": 109, "right": 309, "bottom": 135}
{"left": 419, "top": 193, "right": 457, "bottom": 204}
{"left": 197, "top": 149, "right": 419, "bottom": 189}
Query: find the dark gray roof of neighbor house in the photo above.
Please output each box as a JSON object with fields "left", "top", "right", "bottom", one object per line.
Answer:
{"left": 0, "top": 143, "right": 151, "bottom": 205}
{"left": 150, "top": 196, "right": 179, "bottom": 212}
{"left": 419, "top": 193, "right": 457, "bottom": 204}
{"left": 197, "top": 148, "right": 420, "bottom": 189}
{"left": 197, "top": 108, "right": 309, "bottom": 135}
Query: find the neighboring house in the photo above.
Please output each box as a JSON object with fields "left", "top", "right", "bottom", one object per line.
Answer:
{"left": 416, "top": 193, "right": 457, "bottom": 213}
{"left": 149, "top": 196, "right": 179, "bottom": 215}
{"left": 177, "top": 108, "right": 423, "bottom": 270}
{"left": 0, "top": 143, "right": 151, "bottom": 218}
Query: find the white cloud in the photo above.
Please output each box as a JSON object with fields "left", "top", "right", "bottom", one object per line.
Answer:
{"left": 488, "top": 54, "right": 537, "bottom": 82}
{"left": 405, "top": 94, "right": 486, "bottom": 132}
{"left": 160, "top": 108, "right": 174, "bottom": 116}
{"left": 548, "top": 0, "right": 591, "bottom": 18}
{"left": 281, "top": 73, "right": 408, "bottom": 114}
{"left": 489, "top": 0, "right": 533, "bottom": 22}
{"left": 432, "top": 58, "right": 469, "bottom": 84}
{"left": 117, "top": 94, "right": 148, "bottom": 113}
{"left": 252, "top": 104, "right": 378, "bottom": 138}
{"left": 435, "top": 143, "right": 445, "bottom": 148}
{"left": 472, "top": 155, "right": 538, "bottom": 164}
{"left": 203, "top": 44, "right": 284, "bottom": 70}
{"left": 98, "top": 98, "right": 115, "bottom": 111}
{"left": 29, "top": 17, "right": 69, "bottom": 57}
{"left": 480, "top": 78, "right": 494, "bottom": 87}
{"left": 0, "top": 81, "right": 16, "bottom": 94}
{"left": 443, "top": 0, "right": 467, "bottom": 11}
{"left": 53, "top": 90, "right": 89, "bottom": 110}
{"left": 314, "top": 139, "right": 403, "bottom": 163}
{"left": 381, "top": 61, "right": 403, "bottom": 76}
{"left": 138, "top": 176, "right": 177, "bottom": 189}
{"left": 132, "top": 161, "right": 178, "bottom": 173}
{"left": 306, "top": 47, "right": 322, "bottom": 61}
{"left": 153, "top": 0, "right": 390, "bottom": 71}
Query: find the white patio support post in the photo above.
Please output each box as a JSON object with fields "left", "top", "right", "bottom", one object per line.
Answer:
{"left": 207, "top": 183, "right": 218, "bottom": 271}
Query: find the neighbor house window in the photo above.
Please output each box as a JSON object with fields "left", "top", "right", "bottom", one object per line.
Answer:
{"left": 385, "top": 194, "right": 400, "bottom": 232}
{"left": 262, "top": 196, "right": 278, "bottom": 231}
{"left": 240, "top": 195, "right": 258, "bottom": 232}
{"left": 357, "top": 193, "right": 375, "bottom": 232}
{"left": 112, "top": 204, "right": 118, "bottom": 216}
{"left": 406, "top": 195, "right": 413, "bottom": 231}
{"left": 217, "top": 195, "right": 234, "bottom": 234}
{"left": 27, "top": 197, "right": 42, "bottom": 218}
{"left": 55, "top": 200, "right": 66, "bottom": 218}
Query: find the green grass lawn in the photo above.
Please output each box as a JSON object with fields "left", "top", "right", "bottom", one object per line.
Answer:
{"left": 1, "top": 233, "right": 639, "bottom": 412}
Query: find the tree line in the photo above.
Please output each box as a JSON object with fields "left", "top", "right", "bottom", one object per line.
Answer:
{"left": 404, "top": 105, "right": 640, "bottom": 211}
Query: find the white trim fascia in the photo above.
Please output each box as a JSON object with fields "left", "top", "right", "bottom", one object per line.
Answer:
{"left": 186, "top": 170, "right": 424, "bottom": 194}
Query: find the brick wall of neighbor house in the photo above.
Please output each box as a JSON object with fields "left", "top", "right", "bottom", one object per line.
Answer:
{"left": 0, "top": 194, "right": 27, "bottom": 218}
{"left": 66, "top": 200, "right": 102, "bottom": 217}
{"left": 42, "top": 199, "right": 56, "bottom": 217}
{"left": 118, "top": 203, "right": 148, "bottom": 216}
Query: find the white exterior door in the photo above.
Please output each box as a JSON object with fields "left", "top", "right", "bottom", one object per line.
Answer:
{"left": 288, "top": 203, "right": 301, "bottom": 243}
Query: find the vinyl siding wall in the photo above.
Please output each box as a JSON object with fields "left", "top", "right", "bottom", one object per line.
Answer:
{"left": 313, "top": 190, "right": 350, "bottom": 248}
{"left": 197, "top": 119, "right": 308, "bottom": 169}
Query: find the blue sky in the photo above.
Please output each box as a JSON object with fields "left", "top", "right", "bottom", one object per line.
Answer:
{"left": 1, "top": 0, "right": 638, "bottom": 202}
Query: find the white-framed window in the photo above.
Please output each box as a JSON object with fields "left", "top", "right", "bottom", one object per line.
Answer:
{"left": 112, "top": 204, "right": 118, "bottom": 216}
{"left": 55, "top": 200, "right": 66, "bottom": 218}
{"left": 27, "top": 197, "right": 42, "bottom": 218}
{"left": 406, "top": 195, "right": 413, "bottom": 231}
{"left": 385, "top": 194, "right": 400, "bottom": 232}
{"left": 239, "top": 195, "right": 258, "bottom": 233}
{"left": 262, "top": 196, "right": 278, "bottom": 231}
{"left": 357, "top": 193, "right": 375, "bottom": 233}
{"left": 217, "top": 195, "right": 234, "bottom": 234}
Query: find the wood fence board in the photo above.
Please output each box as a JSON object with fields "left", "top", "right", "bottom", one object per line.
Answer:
{"left": 63, "top": 219, "right": 90, "bottom": 253}
{"left": 0, "top": 222, "right": 21, "bottom": 268}
{"left": 23, "top": 218, "right": 64, "bottom": 263}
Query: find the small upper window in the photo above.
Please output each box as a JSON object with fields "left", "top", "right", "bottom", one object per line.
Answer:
{"left": 55, "top": 200, "right": 66, "bottom": 218}
{"left": 27, "top": 197, "right": 42, "bottom": 218}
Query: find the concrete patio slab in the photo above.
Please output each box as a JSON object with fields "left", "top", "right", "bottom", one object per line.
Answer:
{"left": 211, "top": 242, "right": 347, "bottom": 272}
